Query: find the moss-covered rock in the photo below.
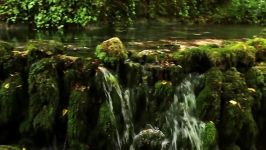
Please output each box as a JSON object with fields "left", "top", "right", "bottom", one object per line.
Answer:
{"left": 95, "top": 37, "right": 128, "bottom": 65}
{"left": 133, "top": 128, "right": 166, "bottom": 150}
{"left": 245, "top": 63, "right": 266, "bottom": 149}
{"left": 154, "top": 80, "right": 173, "bottom": 97}
{"left": 0, "top": 40, "right": 13, "bottom": 56}
{"left": 201, "top": 121, "right": 217, "bottom": 150}
{"left": 197, "top": 67, "right": 223, "bottom": 123}
{"left": 0, "top": 41, "right": 26, "bottom": 79}
{"left": 219, "top": 68, "right": 257, "bottom": 150}
{"left": 0, "top": 73, "right": 24, "bottom": 125}
{"left": 25, "top": 40, "right": 64, "bottom": 64}
{"left": 173, "top": 42, "right": 256, "bottom": 72}
{"left": 67, "top": 87, "right": 91, "bottom": 149}
{"left": 173, "top": 46, "right": 212, "bottom": 73}
{"left": 247, "top": 38, "right": 266, "bottom": 62}
{"left": 93, "top": 102, "right": 118, "bottom": 150}
{"left": 20, "top": 58, "right": 60, "bottom": 138}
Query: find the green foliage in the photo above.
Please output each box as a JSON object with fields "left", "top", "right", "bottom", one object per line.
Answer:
{"left": 0, "top": 0, "right": 264, "bottom": 29}
{"left": 0, "top": 0, "right": 104, "bottom": 29}
{"left": 213, "top": 0, "right": 266, "bottom": 24}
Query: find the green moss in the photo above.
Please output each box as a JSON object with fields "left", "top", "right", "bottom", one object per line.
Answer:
{"left": 21, "top": 58, "right": 59, "bottom": 134}
{"left": 95, "top": 37, "right": 128, "bottom": 65}
{"left": 196, "top": 67, "right": 223, "bottom": 123}
{"left": 133, "top": 128, "right": 166, "bottom": 150}
{"left": 173, "top": 42, "right": 256, "bottom": 72}
{"left": 0, "top": 73, "right": 23, "bottom": 125}
{"left": 201, "top": 121, "right": 217, "bottom": 150}
{"left": 67, "top": 88, "right": 91, "bottom": 148}
{"left": 154, "top": 80, "right": 173, "bottom": 97}
{"left": 26, "top": 40, "right": 64, "bottom": 64}
{"left": 97, "top": 102, "right": 116, "bottom": 137}
{"left": 0, "top": 41, "right": 13, "bottom": 56}
{"left": 173, "top": 46, "right": 212, "bottom": 72}
{"left": 219, "top": 67, "right": 257, "bottom": 149}
{"left": 247, "top": 38, "right": 266, "bottom": 61}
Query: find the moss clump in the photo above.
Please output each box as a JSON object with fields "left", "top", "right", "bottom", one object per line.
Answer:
{"left": 94, "top": 102, "right": 117, "bottom": 149}
{"left": 133, "top": 128, "right": 166, "bottom": 150}
{"left": 25, "top": 40, "right": 64, "bottom": 64}
{"left": 173, "top": 42, "right": 256, "bottom": 72}
{"left": 0, "top": 40, "right": 13, "bottom": 56}
{"left": 154, "top": 80, "right": 173, "bottom": 97}
{"left": 245, "top": 63, "right": 266, "bottom": 149}
{"left": 201, "top": 121, "right": 217, "bottom": 150}
{"left": 247, "top": 38, "right": 266, "bottom": 61}
{"left": 0, "top": 73, "right": 24, "bottom": 125}
{"left": 219, "top": 68, "right": 257, "bottom": 150}
{"left": 95, "top": 37, "right": 128, "bottom": 65}
{"left": 173, "top": 46, "right": 212, "bottom": 72}
{"left": 196, "top": 67, "right": 223, "bottom": 123}
{"left": 21, "top": 58, "right": 60, "bottom": 135}
{"left": 67, "top": 87, "right": 91, "bottom": 149}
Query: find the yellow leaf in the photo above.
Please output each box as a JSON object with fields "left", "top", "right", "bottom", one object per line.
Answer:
{"left": 22, "top": 147, "right": 27, "bottom": 150}
{"left": 4, "top": 83, "right": 10, "bottom": 89}
{"left": 248, "top": 88, "right": 256, "bottom": 93}
{"left": 62, "top": 109, "right": 68, "bottom": 116}
{"left": 229, "top": 100, "right": 237, "bottom": 105}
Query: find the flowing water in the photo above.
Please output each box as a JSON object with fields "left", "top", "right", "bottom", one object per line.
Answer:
{"left": 98, "top": 67, "right": 134, "bottom": 149}
{"left": 98, "top": 66, "right": 206, "bottom": 150}
{"left": 164, "top": 75, "right": 205, "bottom": 150}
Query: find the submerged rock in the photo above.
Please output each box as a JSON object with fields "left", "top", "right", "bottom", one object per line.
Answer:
{"left": 95, "top": 37, "right": 128, "bottom": 65}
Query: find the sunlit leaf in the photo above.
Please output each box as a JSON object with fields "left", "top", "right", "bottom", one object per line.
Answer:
{"left": 4, "top": 83, "right": 10, "bottom": 89}
{"left": 62, "top": 108, "right": 68, "bottom": 116}
{"left": 229, "top": 100, "right": 237, "bottom": 105}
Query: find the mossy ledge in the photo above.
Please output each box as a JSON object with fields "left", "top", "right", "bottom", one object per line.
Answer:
{"left": 0, "top": 37, "right": 266, "bottom": 149}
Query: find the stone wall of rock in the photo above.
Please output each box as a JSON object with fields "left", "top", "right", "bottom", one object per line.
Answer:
{"left": 0, "top": 37, "right": 265, "bottom": 150}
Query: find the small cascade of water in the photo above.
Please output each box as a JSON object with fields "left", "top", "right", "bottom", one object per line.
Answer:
{"left": 165, "top": 75, "right": 205, "bottom": 150}
{"left": 98, "top": 67, "right": 134, "bottom": 149}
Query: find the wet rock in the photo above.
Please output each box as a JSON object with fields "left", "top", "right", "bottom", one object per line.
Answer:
{"left": 67, "top": 88, "right": 91, "bottom": 149}
{"left": 247, "top": 37, "right": 266, "bottom": 62}
{"left": 201, "top": 121, "right": 217, "bottom": 149}
{"left": 0, "top": 41, "right": 25, "bottom": 79}
{"left": 219, "top": 68, "right": 257, "bottom": 150}
{"left": 93, "top": 102, "right": 118, "bottom": 150}
{"left": 95, "top": 37, "right": 128, "bottom": 65}
{"left": 20, "top": 58, "right": 60, "bottom": 138}
{"left": 197, "top": 67, "right": 223, "bottom": 123}
{"left": 0, "top": 74, "right": 25, "bottom": 143}
{"left": 0, "top": 73, "right": 24, "bottom": 125}
{"left": 133, "top": 128, "right": 166, "bottom": 150}
{"left": 25, "top": 40, "right": 64, "bottom": 64}
{"left": 245, "top": 63, "right": 266, "bottom": 149}
{"left": 0, "top": 145, "right": 21, "bottom": 150}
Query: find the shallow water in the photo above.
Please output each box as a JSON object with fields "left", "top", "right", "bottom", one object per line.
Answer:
{"left": 0, "top": 22, "right": 264, "bottom": 56}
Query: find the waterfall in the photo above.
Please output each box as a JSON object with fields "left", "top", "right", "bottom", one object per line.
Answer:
{"left": 98, "top": 66, "right": 205, "bottom": 150}
{"left": 165, "top": 75, "right": 205, "bottom": 150}
{"left": 98, "top": 67, "right": 134, "bottom": 149}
